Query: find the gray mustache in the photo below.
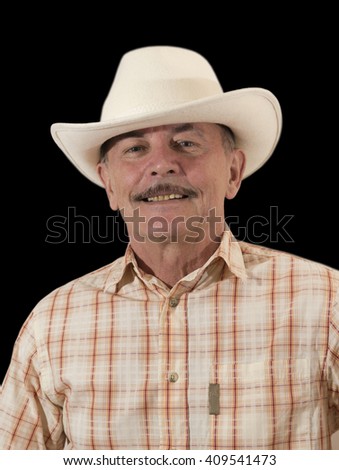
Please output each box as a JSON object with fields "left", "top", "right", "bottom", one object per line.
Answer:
{"left": 132, "top": 183, "right": 198, "bottom": 201}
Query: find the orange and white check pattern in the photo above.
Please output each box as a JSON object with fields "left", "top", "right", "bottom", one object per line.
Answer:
{"left": 0, "top": 229, "right": 338, "bottom": 449}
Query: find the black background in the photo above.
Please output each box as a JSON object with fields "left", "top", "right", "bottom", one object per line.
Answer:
{"left": 2, "top": 10, "right": 338, "bottom": 382}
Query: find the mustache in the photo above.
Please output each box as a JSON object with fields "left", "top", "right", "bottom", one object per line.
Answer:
{"left": 132, "top": 183, "right": 198, "bottom": 201}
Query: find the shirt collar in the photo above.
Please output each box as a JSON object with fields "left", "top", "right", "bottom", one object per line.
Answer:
{"left": 216, "top": 226, "right": 247, "bottom": 280}
{"left": 104, "top": 226, "right": 247, "bottom": 293}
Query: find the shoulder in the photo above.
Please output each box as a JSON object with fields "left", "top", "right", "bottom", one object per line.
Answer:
{"left": 8, "top": 256, "right": 130, "bottom": 355}
{"left": 31, "top": 255, "right": 126, "bottom": 317}
{"left": 239, "top": 241, "right": 339, "bottom": 289}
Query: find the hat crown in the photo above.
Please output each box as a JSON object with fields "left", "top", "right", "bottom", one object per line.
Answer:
{"left": 101, "top": 46, "right": 223, "bottom": 120}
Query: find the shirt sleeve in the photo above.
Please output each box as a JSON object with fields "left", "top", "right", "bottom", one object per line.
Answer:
{"left": 328, "top": 282, "right": 339, "bottom": 435}
{"left": 0, "top": 313, "right": 65, "bottom": 449}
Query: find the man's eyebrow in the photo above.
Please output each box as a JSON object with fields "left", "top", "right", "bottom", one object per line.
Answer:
{"left": 172, "top": 123, "right": 205, "bottom": 139}
{"left": 106, "top": 130, "right": 145, "bottom": 147}
{"left": 100, "top": 130, "right": 145, "bottom": 156}
{"left": 172, "top": 123, "right": 195, "bottom": 133}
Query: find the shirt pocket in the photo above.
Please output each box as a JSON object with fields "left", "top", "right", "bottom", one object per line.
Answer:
{"left": 210, "top": 358, "right": 316, "bottom": 448}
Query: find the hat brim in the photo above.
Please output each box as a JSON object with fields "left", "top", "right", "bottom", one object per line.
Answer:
{"left": 51, "top": 87, "right": 282, "bottom": 187}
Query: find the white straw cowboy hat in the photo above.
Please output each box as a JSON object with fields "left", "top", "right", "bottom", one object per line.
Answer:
{"left": 51, "top": 46, "right": 282, "bottom": 187}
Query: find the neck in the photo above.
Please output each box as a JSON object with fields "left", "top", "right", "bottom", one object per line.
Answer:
{"left": 130, "top": 233, "right": 222, "bottom": 288}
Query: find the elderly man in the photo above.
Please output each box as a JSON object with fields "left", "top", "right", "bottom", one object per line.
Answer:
{"left": 0, "top": 46, "right": 338, "bottom": 450}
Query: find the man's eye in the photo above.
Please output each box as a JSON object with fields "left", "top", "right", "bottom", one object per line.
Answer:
{"left": 126, "top": 145, "right": 144, "bottom": 153}
{"left": 176, "top": 140, "right": 195, "bottom": 148}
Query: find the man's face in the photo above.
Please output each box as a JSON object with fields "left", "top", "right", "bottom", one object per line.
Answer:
{"left": 97, "top": 122, "right": 245, "bottom": 243}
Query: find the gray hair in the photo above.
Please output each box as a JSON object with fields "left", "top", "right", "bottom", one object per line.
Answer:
{"left": 218, "top": 124, "right": 236, "bottom": 152}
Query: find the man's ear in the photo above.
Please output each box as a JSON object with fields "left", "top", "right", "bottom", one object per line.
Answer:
{"left": 97, "top": 162, "right": 119, "bottom": 211}
{"left": 225, "top": 150, "right": 246, "bottom": 200}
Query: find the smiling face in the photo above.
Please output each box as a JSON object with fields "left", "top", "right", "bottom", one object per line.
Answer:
{"left": 97, "top": 122, "right": 245, "bottom": 244}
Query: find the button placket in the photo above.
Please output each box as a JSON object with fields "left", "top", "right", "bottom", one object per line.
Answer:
{"left": 159, "top": 290, "right": 189, "bottom": 447}
{"left": 167, "top": 297, "right": 179, "bottom": 386}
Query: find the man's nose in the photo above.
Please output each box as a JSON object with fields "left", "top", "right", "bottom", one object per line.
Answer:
{"left": 148, "top": 146, "right": 182, "bottom": 177}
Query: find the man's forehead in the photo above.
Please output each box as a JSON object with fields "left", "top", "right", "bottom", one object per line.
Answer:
{"left": 116, "top": 123, "right": 207, "bottom": 139}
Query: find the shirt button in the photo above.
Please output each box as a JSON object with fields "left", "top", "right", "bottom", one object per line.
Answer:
{"left": 169, "top": 297, "right": 179, "bottom": 308}
{"left": 168, "top": 372, "right": 179, "bottom": 383}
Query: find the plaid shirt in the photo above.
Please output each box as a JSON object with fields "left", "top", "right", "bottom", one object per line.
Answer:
{"left": 1, "top": 229, "right": 338, "bottom": 450}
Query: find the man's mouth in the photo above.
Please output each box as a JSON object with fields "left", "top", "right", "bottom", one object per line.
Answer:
{"left": 144, "top": 194, "right": 188, "bottom": 202}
